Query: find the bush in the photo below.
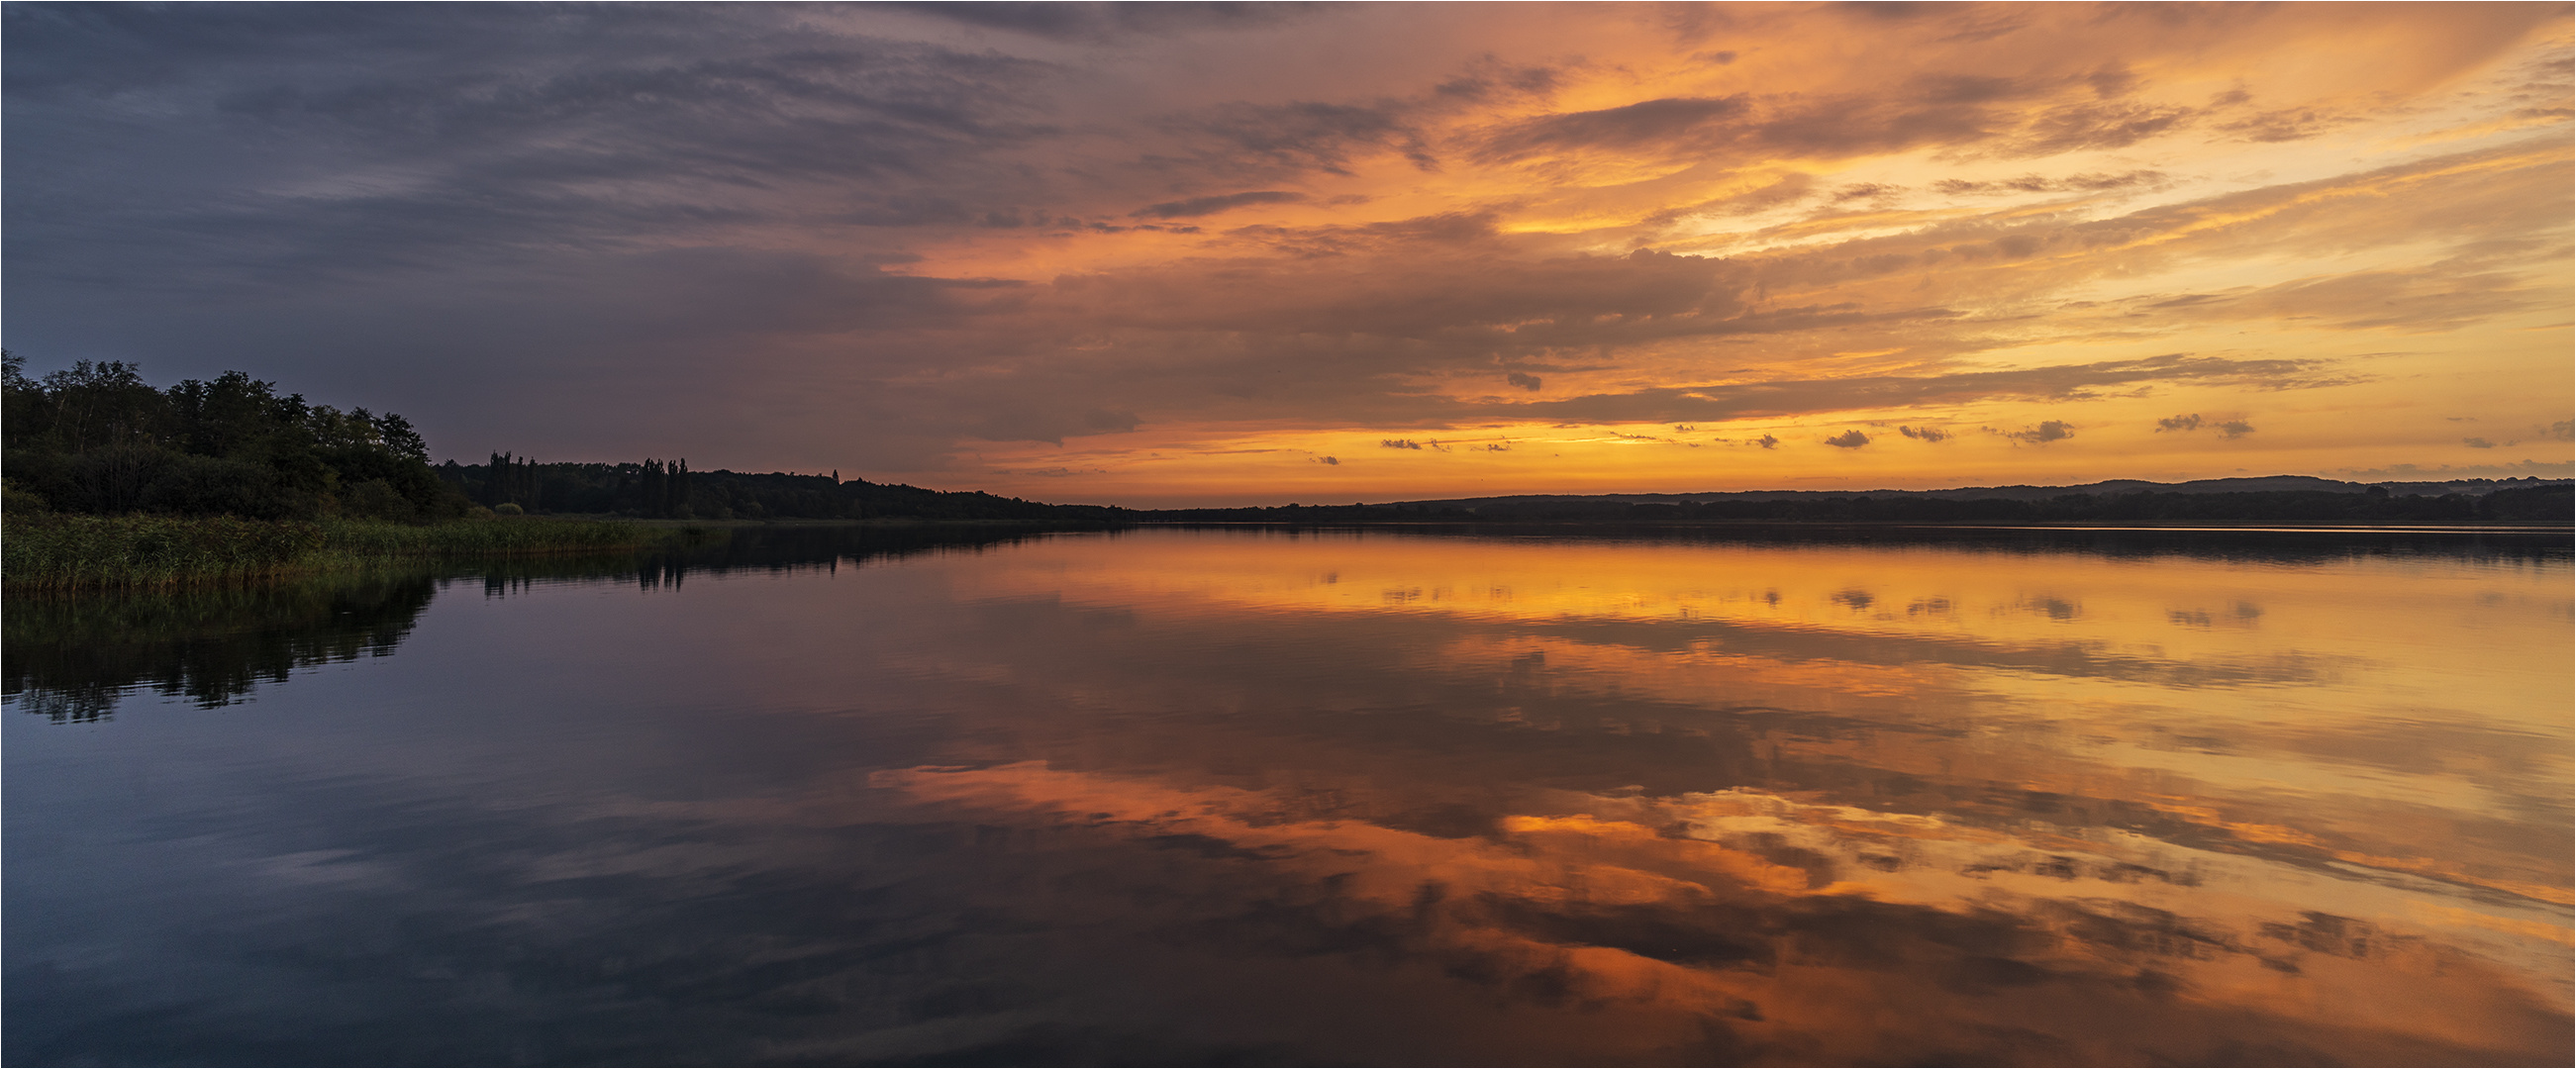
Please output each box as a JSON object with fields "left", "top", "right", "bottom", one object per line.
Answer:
{"left": 135, "top": 453, "right": 311, "bottom": 520}
{"left": 341, "top": 478, "right": 417, "bottom": 522}
{"left": 3, "top": 480, "right": 50, "bottom": 516}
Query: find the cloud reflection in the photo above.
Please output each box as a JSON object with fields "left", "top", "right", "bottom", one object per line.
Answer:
{"left": 8, "top": 529, "right": 2564, "bottom": 1063}
{"left": 869, "top": 759, "right": 2569, "bottom": 1064}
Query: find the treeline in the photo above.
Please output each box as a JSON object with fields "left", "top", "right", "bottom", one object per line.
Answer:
{"left": 2, "top": 353, "right": 469, "bottom": 522}
{"left": 1150, "top": 486, "right": 2574, "bottom": 525}
{"left": 466, "top": 453, "right": 696, "bottom": 517}
{"left": 435, "top": 457, "right": 1128, "bottom": 523}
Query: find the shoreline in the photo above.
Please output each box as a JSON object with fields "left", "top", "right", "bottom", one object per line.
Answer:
{"left": 9, "top": 512, "right": 2564, "bottom": 595}
{"left": 0, "top": 514, "right": 696, "bottom": 594}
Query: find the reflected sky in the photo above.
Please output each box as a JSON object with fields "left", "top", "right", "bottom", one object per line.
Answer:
{"left": 7, "top": 529, "right": 2568, "bottom": 1064}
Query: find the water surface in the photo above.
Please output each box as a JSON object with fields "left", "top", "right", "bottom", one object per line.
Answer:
{"left": 7, "top": 527, "right": 2570, "bottom": 1065}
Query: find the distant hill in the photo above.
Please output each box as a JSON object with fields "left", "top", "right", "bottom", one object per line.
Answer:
{"left": 1147, "top": 476, "right": 2574, "bottom": 525}
{"left": 433, "top": 458, "right": 2571, "bottom": 527}
{"left": 1401, "top": 475, "right": 2565, "bottom": 512}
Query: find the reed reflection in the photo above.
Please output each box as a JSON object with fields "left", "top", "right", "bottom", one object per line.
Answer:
{"left": 1, "top": 525, "right": 1061, "bottom": 722}
{"left": 2, "top": 575, "right": 438, "bottom": 721}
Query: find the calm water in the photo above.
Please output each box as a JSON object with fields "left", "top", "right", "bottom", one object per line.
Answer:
{"left": 7, "top": 527, "right": 2571, "bottom": 1065}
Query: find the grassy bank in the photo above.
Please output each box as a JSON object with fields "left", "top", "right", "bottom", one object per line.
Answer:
{"left": 2, "top": 514, "right": 680, "bottom": 592}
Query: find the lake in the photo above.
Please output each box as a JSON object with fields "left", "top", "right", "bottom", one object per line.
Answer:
{"left": 6, "top": 525, "right": 2570, "bottom": 1065}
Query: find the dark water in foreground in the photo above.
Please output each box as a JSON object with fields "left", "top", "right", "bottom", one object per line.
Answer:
{"left": 6, "top": 526, "right": 2570, "bottom": 1066}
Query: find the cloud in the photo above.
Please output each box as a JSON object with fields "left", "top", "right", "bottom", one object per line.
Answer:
{"left": 2464, "top": 437, "right": 2497, "bottom": 448}
{"left": 2, "top": 3, "right": 2564, "bottom": 496}
{"left": 1824, "top": 430, "right": 1870, "bottom": 448}
{"left": 1477, "top": 95, "right": 1749, "bottom": 159}
{"left": 1477, "top": 355, "right": 2323, "bottom": 427}
{"left": 3, "top": 5, "right": 1073, "bottom": 290}
{"left": 1380, "top": 438, "right": 1423, "bottom": 449}
{"left": 880, "top": 2, "right": 1323, "bottom": 43}
{"left": 1933, "top": 169, "right": 2166, "bottom": 195}
{"left": 2154, "top": 413, "right": 2253, "bottom": 438}
{"left": 1169, "top": 99, "right": 1435, "bottom": 176}
{"left": 1896, "top": 425, "right": 1950, "bottom": 442}
{"left": 1315, "top": 455, "right": 1338, "bottom": 465}
{"left": 1132, "top": 190, "right": 1307, "bottom": 219}
{"left": 1754, "top": 434, "right": 1780, "bottom": 449}
{"left": 2547, "top": 420, "right": 2574, "bottom": 441}
{"left": 1999, "top": 420, "right": 2076, "bottom": 445}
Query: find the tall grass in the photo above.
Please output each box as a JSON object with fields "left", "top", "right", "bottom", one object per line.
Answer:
{"left": 2, "top": 514, "right": 673, "bottom": 592}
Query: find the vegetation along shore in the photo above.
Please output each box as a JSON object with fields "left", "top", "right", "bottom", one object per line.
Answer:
{"left": 0, "top": 355, "right": 684, "bottom": 591}
{"left": 6, "top": 353, "right": 2565, "bottom": 590}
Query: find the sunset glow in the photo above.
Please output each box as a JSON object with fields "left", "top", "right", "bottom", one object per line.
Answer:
{"left": 6, "top": 3, "right": 2571, "bottom": 504}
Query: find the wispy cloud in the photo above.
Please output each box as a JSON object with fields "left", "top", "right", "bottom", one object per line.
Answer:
{"left": 1, "top": 2, "right": 2563, "bottom": 499}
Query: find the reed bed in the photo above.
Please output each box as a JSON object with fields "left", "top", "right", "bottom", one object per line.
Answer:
{"left": 2, "top": 514, "right": 667, "bottom": 592}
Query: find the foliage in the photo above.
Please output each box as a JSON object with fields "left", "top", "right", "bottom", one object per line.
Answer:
{"left": 1, "top": 350, "right": 470, "bottom": 522}
{"left": 433, "top": 458, "right": 1129, "bottom": 522}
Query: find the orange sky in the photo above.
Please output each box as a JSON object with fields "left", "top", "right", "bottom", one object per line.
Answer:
{"left": 8, "top": 3, "right": 2570, "bottom": 505}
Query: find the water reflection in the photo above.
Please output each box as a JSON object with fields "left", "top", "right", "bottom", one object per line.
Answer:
{"left": 3, "top": 525, "right": 1055, "bottom": 720}
{"left": 2, "top": 575, "right": 436, "bottom": 721}
{"left": 5, "top": 527, "right": 2567, "bottom": 1064}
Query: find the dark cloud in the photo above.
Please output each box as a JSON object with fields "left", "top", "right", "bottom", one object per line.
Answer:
{"left": 1506, "top": 372, "right": 1543, "bottom": 391}
{"left": 1167, "top": 99, "right": 1435, "bottom": 176}
{"left": 1755, "top": 434, "right": 1780, "bottom": 449}
{"left": 2000, "top": 420, "right": 2076, "bottom": 445}
{"left": 2154, "top": 413, "right": 2253, "bottom": 439}
{"left": 876, "top": 2, "right": 1324, "bottom": 42}
{"left": 2010, "top": 99, "right": 2195, "bottom": 153}
{"left": 1381, "top": 438, "right": 1424, "bottom": 450}
{"left": 2464, "top": 437, "right": 2497, "bottom": 449}
{"left": 1478, "top": 96, "right": 1749, "bottom": 158}
{"left": 1825, "top": 430, "right": 1871, "bottom": 448}
{"left": 1431, "top": 59, "right": 1566, "bottom": 103}
{"left": 1477, "top": 85, "right": 2020, "bottom": 164}
{"left": 1059, "top": 244, "right": 1748, "bottom": 344}
{"left": 1224, "top": 209, "right": 1508, "bottom": 256}
{"left": 1133, "top": 190, "right": 1308, "bottom": 219}
{"left": 1897, "top": 425, "right": 1951, "bottom": 442}
{"left": 4, "top": 4, "right": 1068, "bottom": 291}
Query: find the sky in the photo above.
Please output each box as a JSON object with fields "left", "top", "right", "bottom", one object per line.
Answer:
{"left": 5, "top": 2, "right": 2571, "bottom": 507}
